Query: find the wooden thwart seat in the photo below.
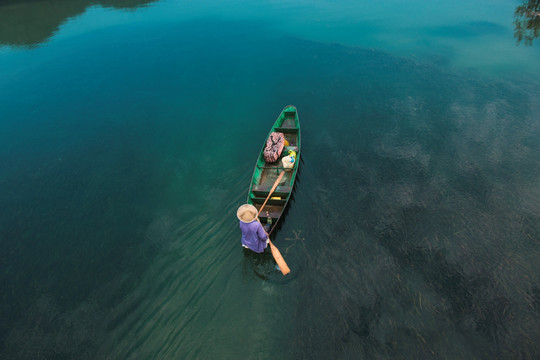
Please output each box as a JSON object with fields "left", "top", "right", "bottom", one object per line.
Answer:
{"left": 252, "top": 184, "right": 291, "bottom": 198}
{"left": 274, "top": 127, "right": 298, "bottom": 133}
{"left": 252, "top": 184, "right": 291, "bottom": 193}
{"left": 259, "top": 165, "right": 287, "bottom": 170}
{"left": 250, "top": 196, "right": 287, "bottom": 207}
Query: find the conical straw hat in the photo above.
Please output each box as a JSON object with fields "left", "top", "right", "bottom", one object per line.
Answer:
{"left": 237, "top": 204, "right": 258, "bottom": 223}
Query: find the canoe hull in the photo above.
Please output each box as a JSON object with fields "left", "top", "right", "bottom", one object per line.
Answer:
{"left": 247, "top": 105, "right": 301, "bottom": 235}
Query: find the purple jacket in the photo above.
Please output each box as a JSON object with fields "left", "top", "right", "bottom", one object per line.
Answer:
{"left": 239, "top": 220, "right": 268, "bottom": 253}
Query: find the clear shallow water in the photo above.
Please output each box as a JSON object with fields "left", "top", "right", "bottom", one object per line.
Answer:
{"left": 1, "top": 1, "right": 539, "bottom": 359}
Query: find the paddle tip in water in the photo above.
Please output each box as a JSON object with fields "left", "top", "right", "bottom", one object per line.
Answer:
{"left": 269, "top": 241, "right": 290, "bottom": 275}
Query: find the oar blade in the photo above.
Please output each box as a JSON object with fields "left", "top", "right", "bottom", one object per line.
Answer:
{"left": 269, "top": 241, "right": 291, "bottom": 275}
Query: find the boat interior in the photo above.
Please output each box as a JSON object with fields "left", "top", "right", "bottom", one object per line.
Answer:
{"left": 249, "top": 109, "right": 300, "bottom": 224}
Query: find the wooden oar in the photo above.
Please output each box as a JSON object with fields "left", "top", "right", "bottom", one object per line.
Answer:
{"left": 268, "top": 238, "right": 291, "bottom": 275}
{"left": 256, "top": 218, "right": 291, "bottom": 275}
{"left": 256, "top": 171, "right": 290, "bottom": 275}
{"left": 257, "top": 171, "right": 285, "bottom": 217}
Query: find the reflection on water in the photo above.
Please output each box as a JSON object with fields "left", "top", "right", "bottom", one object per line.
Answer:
{"left": 425, "top": 21, "right": 508, "bottom": 38}
{"left": 514, "top": 0, "right": 540, "bottom": 45}
{"left": 287, "top": 55, "right": 540, "bottom": 356}
{"left": 0, "top": 0, "right": 156, "bottom": 47}
{"left": 0, "top": 2, "right": 539, "bottom": 359}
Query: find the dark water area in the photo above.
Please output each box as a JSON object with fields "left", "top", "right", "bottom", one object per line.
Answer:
{"left": 287, "top": 54, "right": 540, "bottom": 358}
{"left": 0, "top": 0, "right": 156, "bottom": 46}
{"left": 1, "top": 1, "right": 540, "bottom": 359}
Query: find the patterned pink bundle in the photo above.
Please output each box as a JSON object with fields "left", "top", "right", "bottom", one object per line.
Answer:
{"left": 263, "top": 132, "right": 285, "bottom": 163}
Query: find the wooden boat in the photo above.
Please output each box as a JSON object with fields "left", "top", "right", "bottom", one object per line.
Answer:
{"left": 247, "top": 105, "right": 301, "bottom": 235}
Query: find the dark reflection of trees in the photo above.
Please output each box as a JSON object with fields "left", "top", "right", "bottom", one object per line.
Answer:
{"left": 0, "top": 0, "right": 157, "bottom": 47}
{"left": 514, "top": 0, "right": 540, "bottom": 45}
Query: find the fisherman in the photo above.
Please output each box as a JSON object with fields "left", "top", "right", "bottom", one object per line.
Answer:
{"left": 237, "top": 204, "right": 269, "bottom": 253}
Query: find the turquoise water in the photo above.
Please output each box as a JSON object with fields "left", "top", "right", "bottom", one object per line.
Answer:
{"left": 1, "top": 1, "right": 539, "bottom": 359}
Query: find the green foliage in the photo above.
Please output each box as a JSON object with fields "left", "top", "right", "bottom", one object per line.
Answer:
{"left": 514, "top": 0, "right": 540, "bottom": 45}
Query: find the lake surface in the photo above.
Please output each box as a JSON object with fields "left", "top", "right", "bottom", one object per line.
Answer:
{"left": 1, "top": 0, "right": 539, "bottom": 359}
